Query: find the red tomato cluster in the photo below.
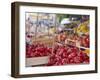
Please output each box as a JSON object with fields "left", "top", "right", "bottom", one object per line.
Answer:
{"left": 80, "top": 35, "right": 90, "bottom": 48}
{"left": 26, "top": 43, "right": 51, "bottom": 58}
{"left": 47, "top": 45, "right": 89, "bottom": 66}
{"left": 26, "top": 43, "right": 89, "bottom": 66}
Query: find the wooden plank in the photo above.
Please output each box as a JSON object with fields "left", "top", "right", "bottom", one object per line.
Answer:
{"left": 26, "top": 56, "right": 49, "bottom": 67}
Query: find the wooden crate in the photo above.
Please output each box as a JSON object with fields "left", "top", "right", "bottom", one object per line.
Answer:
{"left": 26, "top": 56, "right": 49, "bottom": 67}
{"left": 32, "top": 37, "right": 54, "bottom": 47}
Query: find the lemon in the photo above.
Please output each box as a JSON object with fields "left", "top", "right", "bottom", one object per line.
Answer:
{"left": 76, "top": 20, "right": 89, "bottom": 34}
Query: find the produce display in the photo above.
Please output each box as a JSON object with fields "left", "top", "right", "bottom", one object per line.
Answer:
{"left": 76, "top": 20, "right": 89, "bottom": 34}
{"left": 26, "top": 43, "right": 89, "bottom": 66}
{"left": 25, "top": 13, "right": 90, "bottom": 67}
{"left": 26, "top": 43, "right": 52, "bottom": 58}
{"left": 80, "top": 34, "right": 89, "bottom": 48}
{"left": 47, "top": 45, "right": 89, "bottom": 66}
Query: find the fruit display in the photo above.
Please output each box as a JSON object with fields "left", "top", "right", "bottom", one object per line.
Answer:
{"left": 80, "top": 34, "right": 90, "bottom": 48}
{"left": 26, "top": 43, "right": 52, "bottom": 58}
{"left": 55, "top": 31, "right": 67, "bottom": 42}
{"left": 47, "top": 45, "right": 89, "bottom": 66}
{"left": 26, "top": 13, "right": 90, "bottom": 66}
{"left": 75, "top": 20, "right": 89, "bottom": 34}
{"left": 26, "top": 43, "right": 89, "bottom": 66}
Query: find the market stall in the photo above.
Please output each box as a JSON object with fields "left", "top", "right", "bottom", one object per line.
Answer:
{"left": 25, "top": 13, "right": 90, "bottom": 67}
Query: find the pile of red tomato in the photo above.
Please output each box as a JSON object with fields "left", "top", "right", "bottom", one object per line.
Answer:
{"left": 26, "top": 43, "right": 89, "bottom": 66}
{"left": 26, "top": 43, "right": 51, "bottom": 58}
